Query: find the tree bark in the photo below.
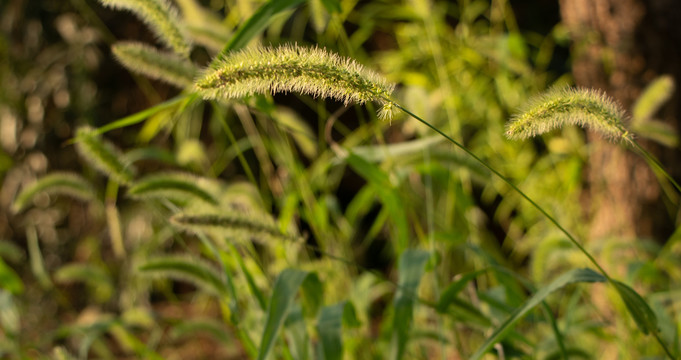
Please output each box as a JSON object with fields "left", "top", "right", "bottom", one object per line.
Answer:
{"left": 559, "top": 0, "right": 681, "bottom": 242}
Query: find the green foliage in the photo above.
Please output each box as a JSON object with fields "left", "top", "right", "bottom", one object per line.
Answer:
{"left": 391, "top": 250, "right": 431, "bottom": 360}
{"left": 4, "top": 0, "right": 681, "bottom": 359}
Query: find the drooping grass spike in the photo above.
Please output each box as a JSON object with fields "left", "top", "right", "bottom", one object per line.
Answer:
{"left": 75, "top": 126, "right": 136, "bottom": 185}
{"left": 194, "top": 44, "right": 396, "bottom": 120}
{"left": 112, "top": 42, "right": 198, "bottom": 88}
{"left": 505, "top": 86, "right": 632, "bottom": 143}
{"left": 98, "top": 0, "right": 191, "bottom": 57}
{"left": 11, "top": 172, "right": 97, "bottom": 213}
{"left": 170, "top": 211, "right": 300, "bottom": 244}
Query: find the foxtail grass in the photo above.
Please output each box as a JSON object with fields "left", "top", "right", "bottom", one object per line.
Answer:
{"left": 194, "top": 44, "right": 395, "bottom": 118}
{"left": 112, "top": 42, "right": 198, "bottom": 88}
{"left": 11, "top": 172, "right": 96, "bottom": 213}
{"left": 98, "top": 0, "right": 191, "bottom": 56}
{"left": 505, "top": 86, "right": 632, "bottom": 143}
{"left": 75, "top": 126, "right": 136, "bottom": 185}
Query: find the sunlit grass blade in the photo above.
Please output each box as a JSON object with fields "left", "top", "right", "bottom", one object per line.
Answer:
{"left": 138, "top": 255, "right": 229, "bottom": 296}
{"left": 196, "top": 44, "right": 394, "bottom": 107}
{"left": 112, "top": 42, "right": 198, "bottom": 88}
{"left": 257, "top": 268, "right": 310, "bottom": 360}
{"left": 75, "top": 126, "right": 136, "bottom": 185}
{"left": 98, "top": 0, "right": 191, "bottom": 56}
{"left": 217, "top": 0, "right": 306, "bottom": 56}
{"left": 170, "top": 211, "right": 300, "bottom": 243}
{"left": 505, "top": 86, "right": 631, "bottom": 143}
{"left": 470, "top": 268, "right": 606, "bottom": 360}
{"left": 127, "top": 172, "right": 218, "bottom": 205}
{"left": 391, "top": 249, "right": 430, "bottom": 360}
{"left": 11, "top": 172, "right": 96, "bottom": 213}
{"left": 632, "top": 75, "right": 675, "bottom": 122}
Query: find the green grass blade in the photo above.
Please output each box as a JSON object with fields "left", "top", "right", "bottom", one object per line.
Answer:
{"left": 437, "top": 269, "right": 487, "bottom": 312}
{"left": 112, "top": 41, "right": 198, "bottom": 88}
{"left": 470, "top": 268, "right": 606, "bottom": 360}
{"left": 217, "top": 0, "right": 306, "bottom": 56}
{"left": 346, "top": 152, "right": 410, "bottom": 254}
{"left": 127, "top": 172, "right": 218, "bottom": 205}
{"left": 11, "top": 172, "right": 96, "bottom": 213}
{"left": 75, "top": 127, "right": 136, "bottom": 185}
{"left": 316, "top": 302, "right": 351, "bottom": 360}
{"left": 93, "top": 94, "right": 189, "bottom": 136}
{"left": 0, "top": 258, "right": 23, "bottom": 295}
{"left": 612, "top": 280, "right": 657, "bottom": 335}
{"left": 230, "top": 242, "right": 267, "bottom": 310}
{"left": 391, "top": 249, "right": 431, "bottom": 360}
{"left": 632, "top": 75, "right": 675, "bottom": 122}
{"left": 138, "top": 255, "right": 228, "bottom": 297}
{"left": 257, "top": 268, "right": 309, "bottom": 360}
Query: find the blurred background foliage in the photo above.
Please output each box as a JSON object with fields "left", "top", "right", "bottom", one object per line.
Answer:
{"left": 1, "top": 0, "right": 679, "bottom": 359}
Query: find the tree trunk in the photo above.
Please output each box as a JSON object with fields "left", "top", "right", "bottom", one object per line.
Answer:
{"left": 559, "top": 0, "right": 681, "bottom": 242}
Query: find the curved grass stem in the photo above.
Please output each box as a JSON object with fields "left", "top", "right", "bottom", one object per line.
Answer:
{"left": 391, "top": 101, "right": 611, "bottom": 280}
{"left": 630, "top": 140, "right": 681, "bottom": 195}
{"left": 392, "top": 100, "right": 678, "bottom": 359}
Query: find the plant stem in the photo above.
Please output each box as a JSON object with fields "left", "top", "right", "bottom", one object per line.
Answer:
{"left": 391, "top": 101, "right": 611, "bottom": 280}
{"left": 393, "top": 101, "right": 680, "bottom": 359}
{"left": 630, "top": 140, "right": 681, "bottom": 195}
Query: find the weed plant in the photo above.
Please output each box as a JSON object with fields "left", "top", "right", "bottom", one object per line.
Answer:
{"left": 1, "top": 0, "right": 681, "bottom": 359}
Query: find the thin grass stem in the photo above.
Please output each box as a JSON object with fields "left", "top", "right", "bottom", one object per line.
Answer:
{"left": 390, "top": 101, "right": 612, "bottom": 280}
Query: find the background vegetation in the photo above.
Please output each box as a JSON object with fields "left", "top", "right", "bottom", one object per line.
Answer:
{"left": 1, "top": 0, "right": 679, "bottom": 359}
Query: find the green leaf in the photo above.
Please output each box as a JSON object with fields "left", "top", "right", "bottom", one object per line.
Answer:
{"left": 218, "top": 0, "right": 307, "bottom": 56}
{"left": 11, "top": 172, "right": 96, "bottom": 213}
{"left": 612, "top": 280, "right": 658, "bottom": 335}
{"left": 139, "top": 255, "right": 228, "bottom": 297}
{"left": 437, "top": 269, "right": 487, "bottom": 312}
{"left": 257, "top": 268, "right": 310, "bottom": 360}
{"left": 470, "top": 268, "right": 606, "bottom": 360}
{"left": 0, "top": 259, "right": 23, "bottom": 295}
{"left": 346, "top": 152, "right": 409, "bottom": 254}
{"left": 632, "top": 75, "right": 675, "bottom": 122}
{"left": 316, "top": 301, "right": 357, "bottom": 360}
{"left": 318, "top": 0, "right": 342, "bottom": 13}
{"left": 391, "top": 249, "right": 431, "bottom": 360}
{"left": 301, "top": 273, "right": 323, "bottom": 318}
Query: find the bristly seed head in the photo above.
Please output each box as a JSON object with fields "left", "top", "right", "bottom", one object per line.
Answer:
{"left": 506, "top": 86, "right": 632, "bottom": 144}
{"left": 194, "top": 44, "right": 395, "bottom": 108}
